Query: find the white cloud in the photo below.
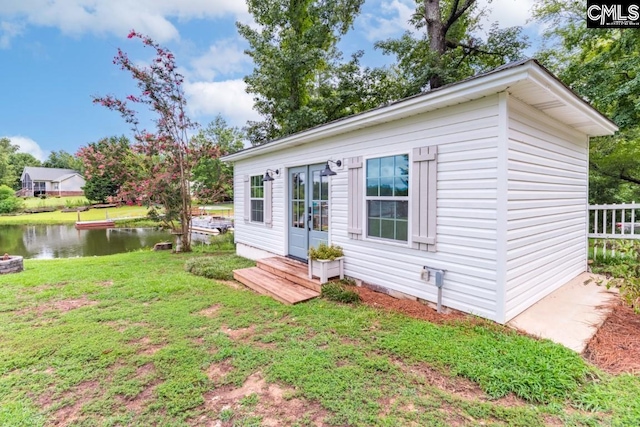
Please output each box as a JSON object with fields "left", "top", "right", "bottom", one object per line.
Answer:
{"left": 5, "top": 136, "right": 47, "bottom": 161}
{"left": 0, "top": 0, "right": 249, "bottom": 42}
{"left": 189, "top": 39, "right": 250, "bottom": 81}
{"left": 184, "top": 79, "right": 260, "bottom": 126}
{"left": 359, "top": 0, "right": 416, "bottom": 42}
{"left": 0, "top": 20, "right": 24, "bottom": 48}
{"left": 476, "top": 0, "right": 536, "bottom": 29}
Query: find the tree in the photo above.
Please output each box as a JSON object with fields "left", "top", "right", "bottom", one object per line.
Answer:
{"left": 532, "top": 0, "right": 640, "bottom": 203}
{"left": 8, "top": 153, "right": 41, "bottom": 190}
{"left": 237, "top": 0, "right": 365, "bottom": 144}
{"left": 94, "top": 31, "right": 218, "bottom": 252}
{"left": 43, "top": 150, "right": 83, "bottom": 171}
{"left": 376, "top": 0, "right": 529, "bottom": 94}
{"left": 76, "top": 136, "right": 135, "bottom": 203}
{"left": 0, "top": 138, "right": 18, "bottom": 188}
{"left": 191, "top": 116, "right": 244, "bottom": 203}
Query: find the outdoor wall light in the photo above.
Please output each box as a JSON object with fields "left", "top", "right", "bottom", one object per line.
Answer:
{"left": 319, "top": 160, "right": 342, "bottom": 177}
{"left": 262, "top": 169, "right": 280, "bottom": 182}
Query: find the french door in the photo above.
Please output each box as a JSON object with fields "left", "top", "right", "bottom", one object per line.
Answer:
{"left": 287, "top": 164, "right": 329, "bottom": 261}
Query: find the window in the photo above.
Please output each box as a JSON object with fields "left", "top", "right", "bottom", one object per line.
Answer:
{"left": 366, "top": 154, "right": 409, "bottom": 242}
{"left": 52, "top": 182, "right": 59, "bottom": 191}
{"left": 250, "top": 175, "right": 264, "bottom": 223}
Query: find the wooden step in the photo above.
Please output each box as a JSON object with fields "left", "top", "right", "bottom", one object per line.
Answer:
{"left": 233, "top": 267, "right": 319, "bottom": 305}
{"left": 257, "top": 257, "right": 322, "bottom": 293}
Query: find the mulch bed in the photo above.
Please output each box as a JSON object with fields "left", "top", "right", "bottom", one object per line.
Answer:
{"left": 353, "top": 285, "right": 640, "bottom": 374}
{"left": 583, "top": 298, "right": 640, "bottom": 374}
{"left": 352, "top": 285, "right": 468, "bottom": 324}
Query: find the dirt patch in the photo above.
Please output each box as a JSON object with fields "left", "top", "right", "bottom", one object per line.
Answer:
{"left": 130, "top": 337, "right": 165, "bottom": 356}
{"left": 116, "top": 380, "right": 161, "bottom": 413}
{"left": 222, "top": 325, "right": 256, "bottom": 341}
{"left": 206, "top": 361, "right": 234, "bottom": 383}
{"left": 353, "top": 286, "right": 468, "bottom": 324}
{"left": 202, "top": 372, "right": 328, "bottom": 426}
{"left": 47, "top": 379, "right": 101, "bottom": 426}
{"left": 18, "top": 296, "right": 98, "bottom": 316}
{"left": 98, "top": 280, "right": 114, "bottom": 287}
{"left": 584, "top": 298, "right": 640, "bottom": 374}
{"left": 199, "top": 304, "right": 221, "bottom": 318}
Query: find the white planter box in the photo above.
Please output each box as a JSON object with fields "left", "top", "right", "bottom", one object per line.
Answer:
{"left": 308, "top": 257, "right": 345, "bottom": 284}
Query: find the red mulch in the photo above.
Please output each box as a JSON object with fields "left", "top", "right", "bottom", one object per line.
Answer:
{"left": 354, "top": 285, "right": 640, "bottom": 374}
{"left": 352, "top": 285, "right": 468, "bottom": 324}
{"left": 583, "top": 298, "right": 640, "bottom": 374}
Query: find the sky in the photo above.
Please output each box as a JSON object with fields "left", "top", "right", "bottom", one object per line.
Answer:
{"left": 0, "top": 0, "right": 539, "bottom": 161}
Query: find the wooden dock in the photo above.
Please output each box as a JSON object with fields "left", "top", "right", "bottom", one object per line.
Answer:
{"left": 75, "top": 219, "right": 116, "bottom": 230}
{"left": 234, "top": 256, "right": 321, "bottom": 305}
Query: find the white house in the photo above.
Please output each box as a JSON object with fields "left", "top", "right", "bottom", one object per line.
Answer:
{"left": 20, "top": 167, "right": 86, "bottom": 197}
{"left": 222, "top": 59, "right": 617, "bottom": 323}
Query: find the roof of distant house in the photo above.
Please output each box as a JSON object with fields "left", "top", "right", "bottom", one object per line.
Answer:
{"left": 21, "top": 167, "right": 82, "bottom": 182}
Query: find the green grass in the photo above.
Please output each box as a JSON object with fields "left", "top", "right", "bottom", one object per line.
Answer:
{"left": 0, "top": 205, "right": 151, "bottom": 225}
{"left": 0, "top": 250, "right": 637, "bottom": 426}
{"left": 1, "top": 202, "right": 234, "bottom": 226}
{"left": 21, "top": 196, "right": 90, "bottom": 209}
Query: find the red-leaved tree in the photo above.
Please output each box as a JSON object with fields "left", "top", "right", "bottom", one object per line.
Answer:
{"left": 93, "top": 31, "right": 219, "bottom": 252}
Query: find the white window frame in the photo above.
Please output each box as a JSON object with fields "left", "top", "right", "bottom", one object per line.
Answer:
{"left": 249, "top": 175, "right": 264, "bottom": 224}
{"left": 363, "top": 152, "right": 411, "bottom": 246}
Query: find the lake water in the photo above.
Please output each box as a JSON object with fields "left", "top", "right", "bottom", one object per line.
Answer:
{"left": 0, "top": 225, "right": 174, "bottom": 259}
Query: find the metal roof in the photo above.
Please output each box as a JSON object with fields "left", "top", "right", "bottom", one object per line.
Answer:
{"left": 21, "top": 167, "right": 81, "bottom": 182}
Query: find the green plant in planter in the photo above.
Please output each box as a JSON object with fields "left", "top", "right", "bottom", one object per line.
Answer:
{"left": 308, "top": 243, "right": 343, "bottom": 260}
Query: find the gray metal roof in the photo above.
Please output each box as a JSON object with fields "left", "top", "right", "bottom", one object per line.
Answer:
{"left": 21, "top": 167, "right": 80, "bottom": 182}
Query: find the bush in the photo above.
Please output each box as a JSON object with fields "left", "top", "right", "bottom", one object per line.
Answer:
{"left": 591, "top": 241, "right": 640, "bottom": 313}
{"left": 309, "top": 243, "right": 344, "bottom": 260}
{"left": 321, "top": 281, "right": 361, "bottom": 304}
{"left": 0, "top": 185, "right": 23, "bottom": 214}
{"left": 192, "top": 232, "right": 235, "bottom": 253}
{"left": 185, "top": 254, "right": 255, "bottom": 281}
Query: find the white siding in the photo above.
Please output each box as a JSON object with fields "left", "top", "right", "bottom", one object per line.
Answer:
{"left": 60, "top": 175, "right": 86, "bottom": 192}
{"left": 503, "top": 97, "right": 589, "bottom": 321}
{"left": 234, "top": 96, "right": 502, "bottom": 320}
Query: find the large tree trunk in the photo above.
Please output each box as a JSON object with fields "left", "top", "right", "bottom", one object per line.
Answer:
{"left": 424, "top": 0, "right": 446, "bottom": 89}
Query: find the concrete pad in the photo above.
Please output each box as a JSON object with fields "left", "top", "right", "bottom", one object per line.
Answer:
{"left": 508, "top": 272, "right": 618, "bottom": 353}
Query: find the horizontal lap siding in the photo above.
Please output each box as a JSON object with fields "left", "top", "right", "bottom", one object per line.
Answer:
{"left": 504, "top": 99, "right": 588, "bottom": 321}
{"left": 234, "top": 96, "right": 501, "bottom": 320}
{"left": 234, "top": 157, "right": 287, "bottom": 257}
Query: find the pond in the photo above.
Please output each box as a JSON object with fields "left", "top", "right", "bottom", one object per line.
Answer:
{"left": 0, "top": 225, "right": 175, "bottom": 259}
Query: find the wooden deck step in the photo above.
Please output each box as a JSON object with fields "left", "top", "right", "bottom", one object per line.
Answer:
{"left": 256, "top": 257, "right": 322, "bottom": 293}
{"left": 233, "top": 267, "right": 319, "bottom": 305}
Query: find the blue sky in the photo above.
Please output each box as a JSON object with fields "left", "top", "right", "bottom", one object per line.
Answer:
{"left": 0, "top": 0, "right": 539, "bottom": 161}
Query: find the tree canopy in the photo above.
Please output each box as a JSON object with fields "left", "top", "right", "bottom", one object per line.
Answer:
{"left": 76, "top": 136, "right": 136, "bottom": 203}
{"left": 191, "top": 116, "right": 244, "bottom": 203}
{"left": 376, "top": 0, "right": 529, "bottom": 95}
{"left": 533, "top": 0, "right": 640, "bottom": 203}
{"left": 0, "top": 138, "right": 42, "bottom": 190}
{"left": 42, "top": 150, "right": 83, "bottom": 171}
{"left": 237, "top": 0, "right": 366, "bottom": 145}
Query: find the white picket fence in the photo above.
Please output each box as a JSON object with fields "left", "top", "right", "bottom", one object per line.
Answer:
{"left": 588, "top": 203, "right": 640, "bottom": 240}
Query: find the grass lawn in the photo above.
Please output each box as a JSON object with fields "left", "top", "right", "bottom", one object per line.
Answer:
{"left": 1, "top": 203, "right": 234, "bottom": 227}
{"left": 0, "top": 205, "right": 152, "bottom": 226}
{"left": 1, "top": 250, "right": 639, "bottom": 426}
{"left": 21, "top": 196, "right": 90, "bottom": 209}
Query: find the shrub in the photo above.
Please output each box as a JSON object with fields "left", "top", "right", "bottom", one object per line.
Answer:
{"left": 591, "top": 242, "right": 640, "bottom": 313}
{"left": 321, "top": 281, "right": 361, "bottom": 304}
{"left": 0, "top": 185, "right": 23, "bottom": 214}
{"left": 185, "top": 254, "right": 254, "bottom": 281}
{"left": 308, "top": 243, "right": 344, "bottom": 260}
